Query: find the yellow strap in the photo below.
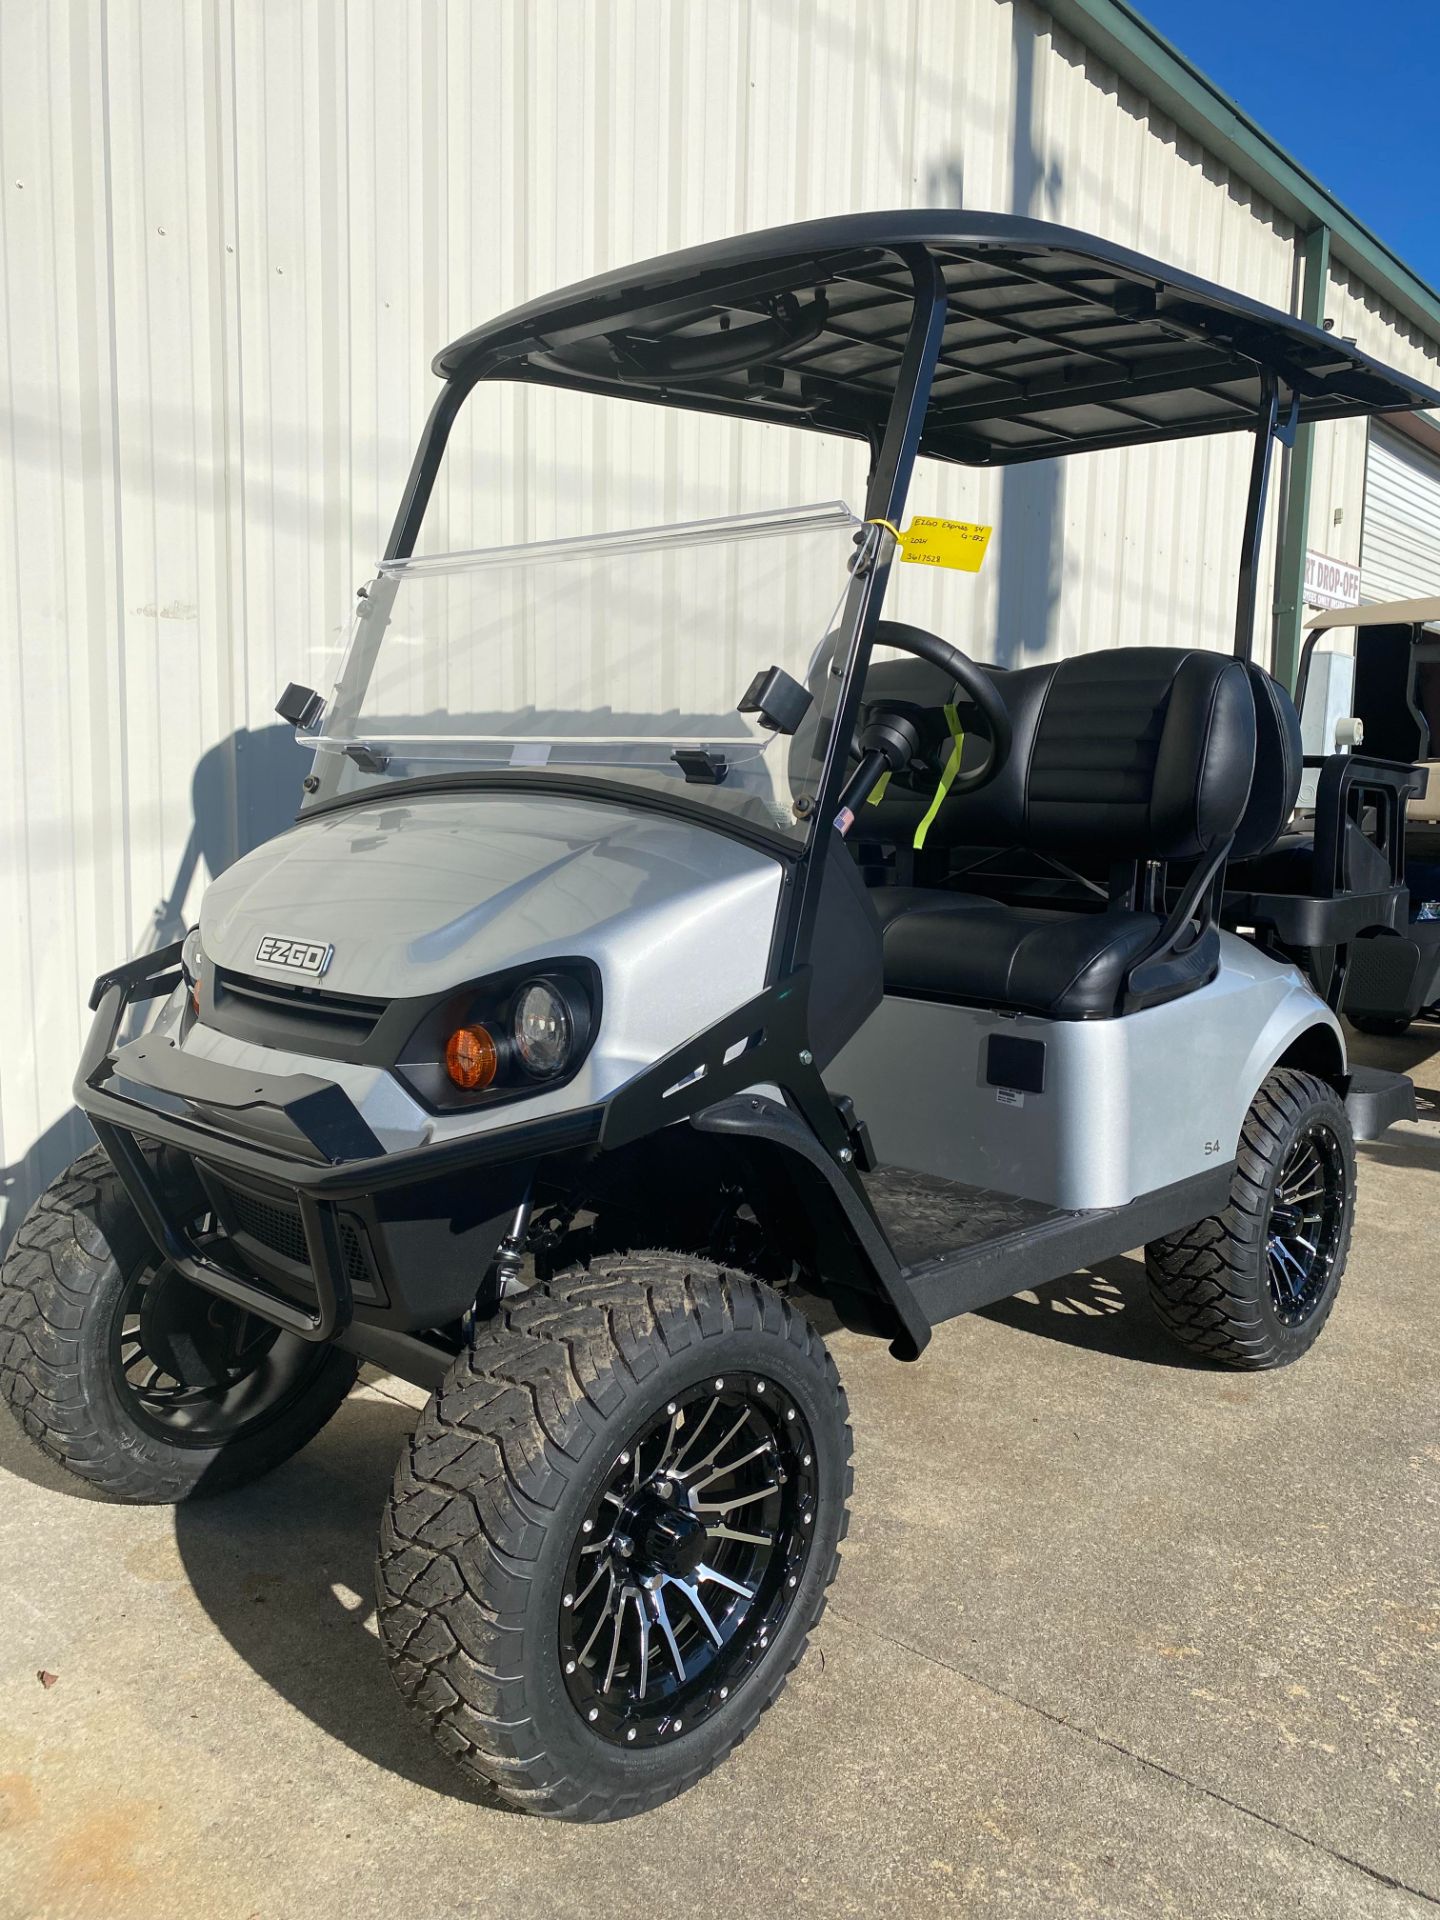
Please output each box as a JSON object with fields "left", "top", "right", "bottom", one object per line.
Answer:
{"left": 866, "top": 517, "right": 905, "bottom": 543}
{"left": 866, "top": 770, "right": 891, "bottom": 807}
{"left": 913, "top": 704, "right": 964, "bottom": 850}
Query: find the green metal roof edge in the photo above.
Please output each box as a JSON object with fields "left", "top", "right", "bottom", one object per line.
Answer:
{"left": 1041, "top": 0, "right": 1440, "bottom": 344}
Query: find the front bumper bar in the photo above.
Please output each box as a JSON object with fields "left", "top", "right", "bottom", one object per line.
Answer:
{"left": 76, "top": 946, "right": 599, "bottom": 1340}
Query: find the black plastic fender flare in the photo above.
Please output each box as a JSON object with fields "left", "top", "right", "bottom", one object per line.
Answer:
{"left": 691, "top": 1093, "right": 930, "bottom": 1359}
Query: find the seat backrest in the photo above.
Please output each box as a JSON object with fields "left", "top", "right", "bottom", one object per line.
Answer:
{"left": 848, "top": 641, "right": 1256, "bottom": 865}
{"left": 1020, "top": 648, "right": 1255, "bottom": 860}
{"left": 1232, "top": 664, "right": 1303, "bottom": 859}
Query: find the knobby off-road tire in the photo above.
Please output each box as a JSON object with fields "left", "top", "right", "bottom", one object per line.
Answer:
{"left": 1144, "top": 1069, "right": 1355, "bottom": 1369}
{"left": 0, "top": 1144, "right": 358, "bottom": 1501}
{"left": 376, "top": 1254, "right": 852, "bottom": 1821}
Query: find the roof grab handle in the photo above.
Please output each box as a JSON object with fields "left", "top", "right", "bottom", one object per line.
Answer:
{"left": 606, "top": 290, "right": 829, "bottom": 385}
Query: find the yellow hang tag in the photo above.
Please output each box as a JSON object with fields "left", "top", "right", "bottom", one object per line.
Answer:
{"left": 898, "top": 515, "right": 992, "bottom": 571}
{"left": 869, "top": 515, "right": 992, "bottom": 572}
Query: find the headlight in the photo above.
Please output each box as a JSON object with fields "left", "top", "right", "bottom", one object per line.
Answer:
{"left": 396, "top": 962, "right": 598, "bottom": 1111}
{"left": 513, "top": 980, "right": 572, "bottom": 1077}
{"left": 181, "top": 926, "right": 204, "bottom": 1013}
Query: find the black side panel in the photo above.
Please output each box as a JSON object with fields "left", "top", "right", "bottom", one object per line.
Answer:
{"left": 808, "top": 846, "right": 884, "bottom": 1068}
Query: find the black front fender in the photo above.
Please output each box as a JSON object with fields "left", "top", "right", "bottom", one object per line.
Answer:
{"left": 692, "top": 1094, "right": 929, "bottom": 1359}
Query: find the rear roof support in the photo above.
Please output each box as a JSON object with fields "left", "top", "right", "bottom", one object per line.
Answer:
{"left": 1234, "top": 372, "right": 1280, "bottom": 664}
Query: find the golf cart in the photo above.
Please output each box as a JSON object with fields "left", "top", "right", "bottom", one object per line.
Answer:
{"left": 5, "top": 213, "right": 1438, "bottom": 1822}
{"left": 1284, "top": 594, "right": 1440, "bottom": 1034}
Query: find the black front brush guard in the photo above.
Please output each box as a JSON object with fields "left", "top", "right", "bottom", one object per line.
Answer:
{"left": 75, "top": 948, "right": 598, "bottom": 1343}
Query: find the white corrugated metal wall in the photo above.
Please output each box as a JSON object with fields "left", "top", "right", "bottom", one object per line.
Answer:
{"left": 1308, "top": 261, "right": 1440, "bottom": 593}
{"left": 0, "top": 0, "right": 1430, "bottom": 1240}
{"left": 1361, "top": 427, "right": 1440, "bottom": 604}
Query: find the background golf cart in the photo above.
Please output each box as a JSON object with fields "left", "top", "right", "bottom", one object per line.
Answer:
{"left": 1287, "top": 595, "right": 1440, "bottom": 1033}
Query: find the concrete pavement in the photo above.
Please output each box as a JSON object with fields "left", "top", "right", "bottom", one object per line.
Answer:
{"left": 2, "top": 1029, "right": 1437, "bottom": 1919}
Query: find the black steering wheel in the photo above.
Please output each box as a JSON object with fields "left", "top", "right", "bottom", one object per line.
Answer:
{"left": 834, "top": 620, "right": 1013, "bottom": 831}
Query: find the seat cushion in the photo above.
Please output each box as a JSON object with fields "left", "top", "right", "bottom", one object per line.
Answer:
{"left": 872, "top": 887, "right": 1212, "bottom": 1018}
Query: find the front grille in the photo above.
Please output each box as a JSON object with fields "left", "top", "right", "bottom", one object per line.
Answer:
{"left": 216, "top": 1179, "right": 375, "bottom": 1291}
{"left": 208, "top": 968, "right": 387, "bottom": 1055}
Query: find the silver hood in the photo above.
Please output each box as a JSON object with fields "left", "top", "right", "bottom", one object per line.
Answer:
{"left": 193, "top": 791, "right": 785, "bottom": 1141}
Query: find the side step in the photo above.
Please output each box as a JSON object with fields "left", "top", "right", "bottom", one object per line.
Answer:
{"left": 1344, "top": 1065, "right": 1415, "bottom": 1141}
{"left": 882, "top": 1165, "right": 1234, "bottom": 1330}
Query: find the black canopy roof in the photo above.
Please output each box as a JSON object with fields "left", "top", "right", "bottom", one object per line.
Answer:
{"left": 435, "top": 213, "right": 1440, "bottom": 468}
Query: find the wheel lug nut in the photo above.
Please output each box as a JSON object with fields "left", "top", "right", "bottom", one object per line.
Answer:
{"left": 614, "top": 1533, "right": 634, "bottom": 1559}
{"left": 655, "top": 1481, "right": 672, "bottom": 1500}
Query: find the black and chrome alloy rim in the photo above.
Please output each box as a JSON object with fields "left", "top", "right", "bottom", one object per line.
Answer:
{"left": 559, "top": 1374, "right": 818, "bottom": 1748}
{"left": 109, "top": 1257, "right": 320, "bottom": 1447}
{"left": 1266, "top": 1123, "right": 1346, "bottom": 1326}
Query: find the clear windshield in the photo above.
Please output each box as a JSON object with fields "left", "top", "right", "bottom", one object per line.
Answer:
{"left": 309, "top": 502, "right": 863, "bottom": 839}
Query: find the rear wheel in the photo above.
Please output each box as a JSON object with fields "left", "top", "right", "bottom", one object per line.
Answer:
{"left": 375, "top": 1253, "right": 851, "bottom": 1820}
{"left": 1144, "top": 1069, "right": 1354, "bottom": 1369}
{"left": 0, "top": 1145, "right": 358, "bottom": 1500}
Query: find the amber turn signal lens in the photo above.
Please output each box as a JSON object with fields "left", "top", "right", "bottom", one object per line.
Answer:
{"left": 444, "top": 1024, "right": 498, "bottom": 1091}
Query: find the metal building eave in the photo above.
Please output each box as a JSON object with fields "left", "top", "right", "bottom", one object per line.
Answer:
{"left": 1042, "top": 0, "right": 1440, "bottom": 345}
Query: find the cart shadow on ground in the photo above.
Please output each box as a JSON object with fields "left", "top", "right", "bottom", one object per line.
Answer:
{"left": 975, "top": 1256, "right": 1212, "bottom": 1367}
{"left": 0, "top": 1383, "right": 502, "bottom": 1807}
{"left": 168, "top": 1387, "right": 507, "bottom": 1806}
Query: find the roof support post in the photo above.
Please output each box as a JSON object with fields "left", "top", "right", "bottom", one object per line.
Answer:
{"left": 1234, "top": 370, "right": 1279, "bottom": 663}
{"left": 1271, "top": 224, "right": 1332, "bottom": 688}
{"left": 383, "top": 366, "right": 483, "bottom": 562}
{"left": 778, "top": 251, "right": 949, "bottom": 978}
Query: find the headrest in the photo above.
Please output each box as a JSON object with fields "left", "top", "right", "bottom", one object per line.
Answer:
{"left": 1232, "top": 665, "right": 1303, "bottom": 858}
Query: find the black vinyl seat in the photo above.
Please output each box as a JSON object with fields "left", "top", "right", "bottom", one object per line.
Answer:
{"left": 872, "top": 887, "right": 1204, "bottom": 1018}
{"left": 865, "top": 646, "right": 1258, "bottom": 1018}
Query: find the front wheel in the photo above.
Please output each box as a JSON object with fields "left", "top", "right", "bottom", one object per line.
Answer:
{"left": 375, "top": 1254, "right": 852, "bottom": 1821}
{"left": 0, "top": 1145, "right": 358, "bottom": 1500}
{"left": 1144, "top": 1069, "right": 1355, "bottom": 1369}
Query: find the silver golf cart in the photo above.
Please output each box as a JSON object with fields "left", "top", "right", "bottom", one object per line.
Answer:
{"left": 4, "top": 214, "right": 1436, "bottom": 1820}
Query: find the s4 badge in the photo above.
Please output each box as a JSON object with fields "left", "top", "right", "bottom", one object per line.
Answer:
{"left": 255, "top": 934, "right": 333, "bottom": 978}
